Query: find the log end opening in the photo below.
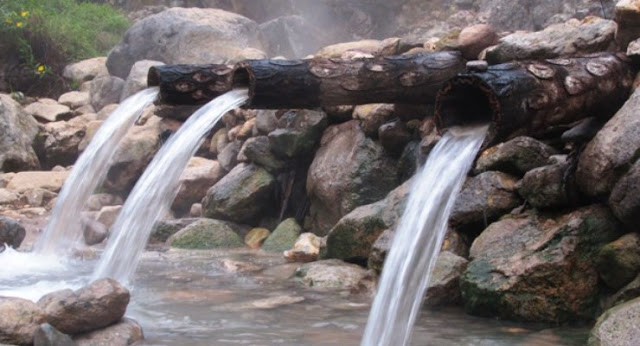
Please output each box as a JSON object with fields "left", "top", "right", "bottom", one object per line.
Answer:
{"left": 232, "top": 64, "right": 255, "bottom": 101}
{"left": 435, "top": 76, "right": 499, "bottom": 133}
{"left": 147, "top": 66, "right": 161, "bottom": 87}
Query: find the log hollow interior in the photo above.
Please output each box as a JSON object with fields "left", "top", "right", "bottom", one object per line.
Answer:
{"left": 436, "top": 82, "right": 496, "bottom": 129}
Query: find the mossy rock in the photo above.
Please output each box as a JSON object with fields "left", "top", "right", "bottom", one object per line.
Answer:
{"left": 168, "top": 219, "right": 244, "bottom": 249}
{"left": 262, "top": 218, "right": 301, "bottom": 252}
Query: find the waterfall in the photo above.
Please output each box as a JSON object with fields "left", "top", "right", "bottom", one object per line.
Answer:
{"left": 35, "top": 88, "right": 159, "bottom": 256}
{"left": 361, "top": 125, "right": 488, "bottom": 346}
{"left": 92, "top": 89, "right": 249, "bottom": 285}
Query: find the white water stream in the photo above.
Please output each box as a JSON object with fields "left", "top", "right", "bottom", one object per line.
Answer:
{"left": 361, "top": 125, "right": 488, "bottom": 346}
{"left": 34, "top": 87, "right": 159, "bottom": 256}
{"left": 92, "top": 89, "right": 249, "bottom": 284}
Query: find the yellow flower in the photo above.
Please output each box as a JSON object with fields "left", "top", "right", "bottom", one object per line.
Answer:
{"left": 36, "top": 65, "right": 45, "bottom": 73}
{"left": 20, "top": 11, "right": 29, "bottom": 18}
{"left": 16, "top": 21, "right": 23, "bottom": 28}
{"left": 5, "top": 18, "right": 12, "bottom": 24}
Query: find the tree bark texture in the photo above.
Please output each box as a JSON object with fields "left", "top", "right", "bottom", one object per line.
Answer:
{"left": 147, "top": 64, "right": 234, "bottom": 105}
{"left": 435, "top": 53, "right": 636, "bottom": 145}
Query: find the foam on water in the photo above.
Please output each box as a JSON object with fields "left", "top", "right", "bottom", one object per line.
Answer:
{"left": 93, "top": 89, "right": 249, "bottom": 285}
{"left": 361, "top": 125, "right": 488, "bottom": 346}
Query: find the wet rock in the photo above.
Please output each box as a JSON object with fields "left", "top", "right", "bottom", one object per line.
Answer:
{"left": 605, "top": 273, "right": 640, "bottom": 308}
{"left": 202, "top": 163, "right": 275, "bottom": 224}
{"left": 262, "top": 218, "right": 301, "bottom": 253}
{"left": 212, "top": 295, "right": 305, "bottom": 312}
{"left": 240, "top": 136, "right": 285, "bottom": 173}
{"left": 58, "top": 91, "right": 90, "bottom": 110}
{"left": 561, "top": 117, "right": 603, "bottom": 143}
{"left": 244, "top": 227, "right": 270, "bottom": 249}
{"left": 307, "top": 120, "right": 398, "bottom": 235}
{"left": 284, "top": 233, "right": 322, "bottom": 263}
{"left": 588, "top": 296, "right": 640, "bottom": 346}
{"left": 6, "top": 171, "right": 69, "bottom": 193}
{"left": 189, "top": 203, "right": 202, "bottom": 217}
{"left": 254, "top": 110, "right": 279, "bottom": 135}
{"left": 217, "top": 140, "right": 242, "bottom": 172}
{"left": 167, "top": 218, "right": 244, "bottom": 249}
{"left": 576, "top": 87, "right": 640, "bottom": 197}
{"left": 486, "top": 17, "right": 616, "bottom": 63}
{"left": 352, "top": 104, "right": 395, "bottom": 138}
{"left": 38, "top": 278, "right": 129, "bottom": 335}
{"left": 219, "top": 258, "right": 261, "bottom": 273}
{"left": 73, "top": 318, "right": 143, "bottom": 346}
{"left": 89, "top": 76, "right": 125, "bottom": 112}
{"left": 615, "top": 0, "right": 640, "bottom": 49}
{"left": 397, "top": 141, "right": 420, "bottom": 182}
{"left": 150, "top": 218, "right": 198, "bottom": 243}
{"left": 315, "top": 38, "right": 400, "bottom": 58}
{"left": 82, "top": 216, "right": 108, "bottom": 246}
{"left": 24, "top": 99, "right": 73, "bottom": 123}
{"left": 609, "top": 160, "right": 640, "bottom": 228}
{"left": 36, "top": 117, "right": 87, "bottom": 168}
{"left": 86, "top": 193, "right": 122, "bottom": 212}
{"left": 62, "top": 57, "right": 108, "bottom": 84}
{"left": 294, "top": 259, "right": 370, "bottom": 289}
{"left": 518, "top": 162, "right": 573, "bottom": 209}
{"left": 0, "top": 94, "right": 39, "bottom": 172}
{"left": 461, "top": 205, "right": 622, "bottom": 323}
{"left": 475, "top": 136, "right": 557, "bottom": 175}
{"left": 106, "top": 8, "right": 263, "bottom": 78}
{"left": 378, "top": 120, "right": 412, "bottom": 156}
{"left": 596, "top": 233, "right": 640, "bottom": 290}
{"left": 96, "top": 206, "right": 121, "bottom": 229}
{"left": 268, "top": 109, "right": 327, "bottom": 158}
{"left": 172, "top": 157, "right": 225, "bottom": 213}
{"left": 33, "top": 323, "right": 75, "bottom": 346}
{"left": 449, "top": 171, "right": 521, "bottom": 229}
{"left": 0, "top": 297, "right": 46, "bottom": 345}
{"left": 626, "top": 38, "right": 640, "bottom": 63}
{"left": 322, "top": 105, "right": 354, "bottom": 124}
{"left": 458, "top": 24, "right": 498, "bottom": 60}
{"left": 426, "top": 252, "right": 468, "bottom": 307}
{"left": 0, "top": 216, "right": 26, "bottom": 249}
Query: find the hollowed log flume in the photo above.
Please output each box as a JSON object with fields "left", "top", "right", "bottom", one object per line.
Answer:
{"left": 147, "top": 51, "right": 466, "bottom": 107}
{"left": 434, "top": 53, "right": 635, "bottom": 144}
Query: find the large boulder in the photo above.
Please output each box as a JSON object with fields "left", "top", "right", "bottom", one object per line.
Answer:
{"left": 425, "top": 251, "right": 469, "bottom": 307}
{"left": 615, "top": 0, "right": 640, "bottom": 49}
{"left": 0, "top": 216, "right": 26, "bottom": 249}
{"left": 588, "top": 297, "right": 640, "bottom": 346}
{"left": 106, "top": 8, "right": 263, "bottom": 78}
{"left": 0, "top": 297, "right": 46, "bottom": 345}
{"left": 89, "top": 76, "right": 125, "bottom": 112}
{"left": 150, "top": 218, "right": 198, "bottom": 243}
{"left": 609, "top": 160, "right": 640, "bottom": 228}
{"left": 33, "top": 323, "right": 75, "bottom": 346}
{"left": 307, "top": 120, "right": 398, "bottom": 235}
{"left": 596, "top": 233, "right": 640, "bottom": 290}
{"left": 485, "top": 17, "right": 616, "bottom": 63}
{"left": 172, "top": 157, "right": 225, "bottom": 214}
{"left": 74, "top": 318, "right": 143, "bottom": 346}
{"left": 0, "top": 94, "right": 39, "bottom": 172}
{"left": 119, "top": 60, "right": 164, "bottom": 101}
{"left": 461, "top": 205, "right": 623, "bottom": 323}
{"left": 38, "top": 278, "right": 130, "bottom": 335}
{"left": 167, "top": 218, "right": 244, "bottom": 249}
{"left": 474, "top": 136, "right": 557, "bottom": 176}
{"left": 577, "top": 87, "right": 640, "bottom": 198}
{"left": 202, "top": 163, "right": 275, "bottom": 224}
{"left": 62, "top": 57, "right": 108, "bottom": 84}
{"left": 262, "top": 218, "right": 302, "bottom": 253}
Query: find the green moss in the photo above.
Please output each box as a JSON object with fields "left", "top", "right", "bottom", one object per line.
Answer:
{"left": 170, "top": 219, "right": 244, "bottom": 249}
{"left": 262, "top": 218, "right": 301, "bottom": 252}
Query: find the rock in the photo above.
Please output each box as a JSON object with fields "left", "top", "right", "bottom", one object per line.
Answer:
{"left": 609, "top": 160, "right": 640, "bottom": 228}
{"left": 475, "top": 136, "right": 557, "bottom": 176}
{"left": 62, "top": 57, "right": 108, "bottom": 84}
{"left": 0, "top": 94, "right": 40, "bottom": 171}
{"left": 268, "top": 109, "right": 328, "bottom": 158}
{"left": 217, "top": 140, "right": 241, "bottom": 172}
{"left": 58, "top": 91, "right": 90, "bottom": 109}
{"left": 262, "top": 218, "right": 301, "bottom": 253}
{"left": 38, "top": 278, "right": 129, "bottom": 335}
{"left": 626, "top": 38, "right": 640, "bottom": 63}
{"left": 86, "top": 193, "right": 122, "bottom": 212}
{"left": 576, "top": 87, "right": 640, "bottom": 197}
{"left": 596, "top": 233, "right": 640, "bottom": 290}
{"left": 172, "top": 157, "right": 225, "bottom": 213}
{"left": 96, "top": 206, "right": 121, "bottom": 229}
{"left": 189, "top": 203, "right": 202, "bottom": 217}
{"left": 606, "top": 273, "right": 640, "bottom": 308}
{"left": 0, "top": 188, "right": 20, "bottom": 206}
{"left": 77, "top": 121, "right": 102, "bottom": 152}
{"left": 106, "top": 8, "right": 263, "bottom": 78}
{"left": 89, "top": 76, "right": 125, "bottom": 112}
{"left": 322, "top": 105, "right": 354, "bottom": 124}
{"left": 0, "top": 297, "right": 46, "bottom": 345}
{"left": 73, "top": 318, "right": 143, "bottom": 346}
{"left": 245, "top": 228, "right": 270, "bottom": 249}
{"left": 518, "top": 162, "right": 573, "bottom": 209}
{"left": 150, "top": 218, "right": 198, "bottom": 243}
{"left": 6, "top": 171, "right": 69, "bottom": 193}
{"left": 588, "top": 296, "right": 640, "bottom": 346}
{"left": 202, "top": 163, "right": 275, "bottom": 224}
{"left": 120, "top": 60, "right": 164, "bottom": 101}
{"left": 307, "top": 120, "right": 398, "bottom": 235}
{"left": 458, "top": 24, "right": 498, "bottom": 60}
{"left": 96, "top": 104, "right": 119, "bottom": 121}
{"left": 219, "top": 258, "right": 261, "bottom": 273}
{"left": 294, "top": 259, "right": 370, "bottom": 289}
{"left": 33, "top": 323, "right": 75, "bottom": 346}
{"left": 24, "top": 99, "right": 72, "bottom": 123}
{"left": 486, "top": 17, "right": 617, "bottom": 63}
{"left": 352, "top": 104, "right": 395, "bottom": 138}
{"left": 461, "top": 205, "right": 622, "bottom": 323}
{"left": 449, "top": 171, "right": 521, "bottom": 229}
{"left": 260, "top": 15, "right": 322, "bottom": 58}
{"left": 254, "top": 110, "right": 279, "bottom": 135}
{"left": 21, "top": 188, "right": 56, "bottom": 207}
{"left": 425, "top": 252, "right": 469, "bottom": 307}
{"left": 36, "top": 117, "right": 86, "bottom": 168}
{"left": 284, "top": 233, "right": 322, "bottom": 263}
{"left": 240, "top": 136, "right": 285, "bottom": 173}
{"left": 615, "top": 0, "right": 640, "bottom": 49}
{"left": 560, "top": 117, "right": 603, "bottom": 143}
{"left": 212, "top": 295, "right": 305, "bottom": 312}
{"left": 0, "top": 216, "right": 26, "bottom": 249}
{"left": 378, "top": 120, "right": 412, "bottom": 156}
{"left": 167, "top": 218, "right": 244, "bottom": 249}
{"left": 82, "top": 216, "right": 108, "bottom": 246}
{"left": 315, "top": 38, "right": 400, "bottom": 58}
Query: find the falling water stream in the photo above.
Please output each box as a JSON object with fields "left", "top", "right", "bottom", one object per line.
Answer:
{"left": 362, "top": 125, "right": 489, "bottom": 346}
{"left": 93, "top": 89, "right": 249, "bottom": 284}
{"left": 35, "top": 87, "right": 159, "bottom": 256}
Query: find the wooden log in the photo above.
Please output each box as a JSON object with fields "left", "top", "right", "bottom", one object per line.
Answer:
{"left": 147, "top": 64, "right": 234, "bottom": 105}
{"left": 435, "top": 53, "right": 636, "bottom": 144}
{"left": 235, "top": 51, "right": 465, "bottom": 108}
